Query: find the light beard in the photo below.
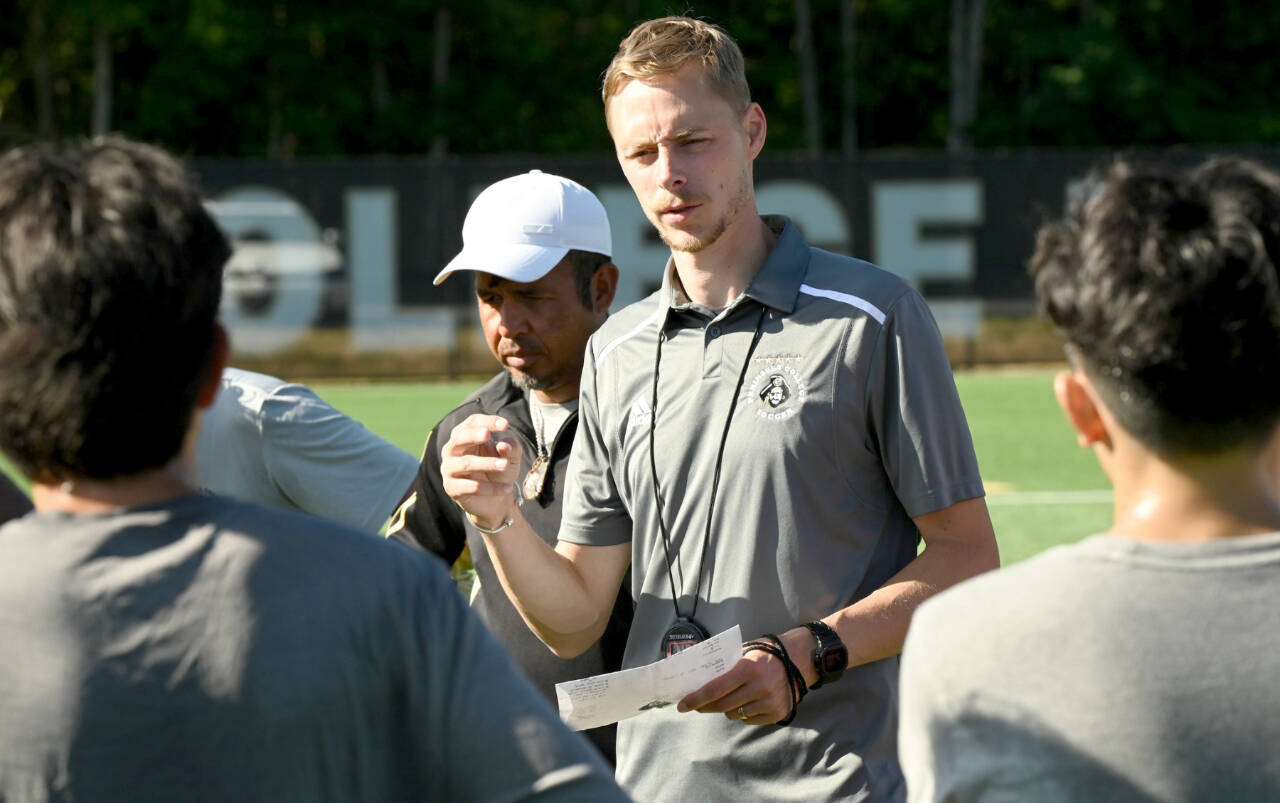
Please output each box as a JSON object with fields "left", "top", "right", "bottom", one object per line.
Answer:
{"left": 658, "top": 177, "right": 752, "bottom": 254}
{"left": 507, "top": 368, "right": 555, "bottom": 393}
{"left": 661, "top": 216, "right": 729, "bottom": 254}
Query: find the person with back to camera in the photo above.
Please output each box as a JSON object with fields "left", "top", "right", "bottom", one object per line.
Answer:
{"left": 387, "top": 169, "right": 634, "bottom": 764}
{"left": 0, "top": 136, "right": 628, "bottom": 803}
{"left": 440, "top": 16, "right": 999, "bottom": 802}
{"left": 0, "top": 472, "right": 32, "bottom": 523}
{"left": 196, "top": 365, "right": 419, "bottom": 533}
{"left": 899, "top": 156, "right": 1280, "bottom": 801}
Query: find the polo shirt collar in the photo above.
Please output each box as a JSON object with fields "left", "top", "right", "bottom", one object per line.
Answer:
{"left": 657, "top": 214, "right": 807, "bottom": 316}
{"left": 746, "top": 215, "right": 807, "bottom": 314}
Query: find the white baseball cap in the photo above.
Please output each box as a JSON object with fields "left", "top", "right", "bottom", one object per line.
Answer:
{"left": 432, "top": 170, "right": 612, "bottom": 286}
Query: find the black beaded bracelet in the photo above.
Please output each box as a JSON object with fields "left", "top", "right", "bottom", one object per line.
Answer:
{"left": 743, "top": 633, "right": 808, "bottom": 726}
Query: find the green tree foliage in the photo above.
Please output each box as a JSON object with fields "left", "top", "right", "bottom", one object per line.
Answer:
{"left": 977, "top": 0, "right": 1280, "bottom": 146}
{"left": 1, "top": 0, "right": 1277, "bottom": 156}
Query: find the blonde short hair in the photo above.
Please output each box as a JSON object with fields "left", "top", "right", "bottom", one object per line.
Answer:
{"left": 602, "top": 16, "right": 751, "bottom": 115}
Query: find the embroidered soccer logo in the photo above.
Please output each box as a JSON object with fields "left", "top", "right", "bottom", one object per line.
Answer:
{"left": 760, "top": 374, "right": 791, "bottom": 408}
{"left": 748, "top": 363, "right": 807, "bottom": 421}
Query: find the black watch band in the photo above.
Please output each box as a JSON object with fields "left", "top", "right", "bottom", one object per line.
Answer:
{"left": 804, "top": 620, "right": 848, "bottom": 689}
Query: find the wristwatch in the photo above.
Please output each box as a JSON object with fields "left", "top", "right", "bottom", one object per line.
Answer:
{"left": 804, "top": 620, "right": 847, "bottom": 689}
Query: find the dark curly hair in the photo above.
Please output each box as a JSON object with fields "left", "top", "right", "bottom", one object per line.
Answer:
{"left": 1030, "top": 156, "right": 1280, "bottom": 456}
{"left": 0, "top": 137, "right": 229, "bottom": 482}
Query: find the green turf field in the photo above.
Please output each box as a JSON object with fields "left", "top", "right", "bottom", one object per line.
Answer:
{"left": 312, "top": 368, "right": 1113, "bottom": 566}
{"left": 951, "top": 370, "right": 1111, "bottom": 563}
{"left": 0, "top": 369, "right": 1110, "bottom": 564}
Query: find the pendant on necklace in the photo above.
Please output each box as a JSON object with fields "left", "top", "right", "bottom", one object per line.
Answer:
{"left": 523, "top": 453, "right": 549, "bottom": 500}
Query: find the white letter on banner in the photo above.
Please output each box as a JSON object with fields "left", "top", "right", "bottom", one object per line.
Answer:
{"left": 871, "top": 180, "right": 983, "bottom": 338}
{"left": 346, "top": 187, "right": 455, "bottom": 351}
{"left": 756, "top": 180, "right": 851, "bottom": 253}
{"left": 207, "top": 186, "right": 329, "bottom": 355}
{"left": 596, "top": 185, "right": 671, "bottom": 308}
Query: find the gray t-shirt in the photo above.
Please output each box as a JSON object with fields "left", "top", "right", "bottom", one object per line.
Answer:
{"left": 0, "top": 494, "right": 627, "bottom": 802}
{"left": 195, "top": 368, "right": 418, "bottom": 533}
{"left": 900, "top": 531, "right": 1280, "bottom": 802}
{"left": 528, "top": 393, "right": 578, "bottom": 458}
{"left": 562, "top": 217, "right": 985, "bottom": 801}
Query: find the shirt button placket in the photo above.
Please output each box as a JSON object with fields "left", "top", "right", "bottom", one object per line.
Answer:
{"left": 703, "top": 318, "right": 726, "bottom": 381}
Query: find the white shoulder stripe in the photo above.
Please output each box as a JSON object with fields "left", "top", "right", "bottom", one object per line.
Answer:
{"left": 798, "top": 283, "right": 886, "bottom": 324}
{"left": 595, "top": 306, "right": 664, "bottom": 369}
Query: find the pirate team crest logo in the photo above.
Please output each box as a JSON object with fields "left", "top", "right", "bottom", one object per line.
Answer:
{"left": 760, "top": 374, "right": 790, "bottom": 408}
{"left": 748, "top": 362, "right": 808, "bottom": 421}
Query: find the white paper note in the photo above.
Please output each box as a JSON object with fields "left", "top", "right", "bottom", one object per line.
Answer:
{"left": 555, "top": 625, "right": 742, "bottom": 731}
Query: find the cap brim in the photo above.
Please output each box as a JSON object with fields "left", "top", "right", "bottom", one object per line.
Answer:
{"left": 433, "top": 243, "right": 570, "bottom": 286}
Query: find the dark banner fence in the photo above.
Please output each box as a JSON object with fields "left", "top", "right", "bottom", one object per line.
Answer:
{"left": 193, "top": 146, "right": 1280, "bottom": 371}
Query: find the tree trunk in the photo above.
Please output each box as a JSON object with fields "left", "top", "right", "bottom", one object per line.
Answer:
{"left": 92, "top": 21, "right": 112, "bottom": 137}
{"left": 28, "top": 0, "right": 55, "bottom": 138}
{"left": 948, "top": 0, "right": 986, "bottom": 153}
{"left": 267, "top": 59, "right": 283, "bottom": 157}
{"left": 371, "top": 55, "right": 391, "bottom": 116}
{"left": 266, "top": 3, "right": 287, "bottom": 158}
{"left": 794, "top": 0, "right": 822, "bottom": 156}
{"left": 840, "top": 0, "right": 857, "bottom": 156}
{"left": 429, "top": 7, "right": 451, "bottom": 159}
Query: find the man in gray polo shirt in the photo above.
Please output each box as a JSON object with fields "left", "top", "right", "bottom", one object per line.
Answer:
{"left": 441, "top": 16, "right": 998, "bottom": 802}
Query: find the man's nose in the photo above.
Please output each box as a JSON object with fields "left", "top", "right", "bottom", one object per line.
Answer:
{"left": 657, "top": 146, "right": 686, "bottom": 193}
{"left": 496, "top": 305, "right": 529, "bottom": 337}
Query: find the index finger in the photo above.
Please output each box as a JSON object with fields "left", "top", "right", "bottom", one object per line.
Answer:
{"left": 443, "top": 415, "right": 512, "bottom": 455}
{"left": 677, "top": 658, "right": 747, "bottom": 713}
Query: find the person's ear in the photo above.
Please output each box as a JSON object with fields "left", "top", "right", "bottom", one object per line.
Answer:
{"left": 195, "top": 324, "right": 229, "bottom": 409}
{"left": 742, "top": 103, "right": 767, "bottom": 161}
{"left": 592, "top": 262, "right": 620, "bottom": 315}
{"left": 1053, "top": 370, "right": 1110, "bottom": 449}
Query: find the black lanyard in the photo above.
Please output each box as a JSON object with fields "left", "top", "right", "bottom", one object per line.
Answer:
{"left": 649, "top": 304, "right": 768, "bottom": 631}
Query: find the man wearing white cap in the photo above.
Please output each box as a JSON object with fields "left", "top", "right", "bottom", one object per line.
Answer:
{"left": 387, "top": 170, "right": 632, "bottom": 763}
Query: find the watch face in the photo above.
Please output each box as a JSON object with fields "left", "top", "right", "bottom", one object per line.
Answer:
{"left": 820, "top": 648, "right": 847, "bottom": 675}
